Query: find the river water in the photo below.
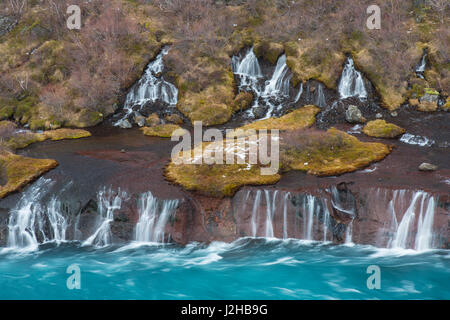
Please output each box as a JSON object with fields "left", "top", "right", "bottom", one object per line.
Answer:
{"left": 0, "top": 238, "right": 448, "bottom": 300}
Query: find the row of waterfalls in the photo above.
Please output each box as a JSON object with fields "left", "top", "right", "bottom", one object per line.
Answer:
{"left": 3, "top": 177, "right": 443, "bottom": 252}
{"left": 112, "top": 45, "right": 431, "bottom": 125}
{"left": 233, "top": 187, "right": 440, "bottom": 250}
{"left": 4, "top": 178, "right": 179, "bottom": 250}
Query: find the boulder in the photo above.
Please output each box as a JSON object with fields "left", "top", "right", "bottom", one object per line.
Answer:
{"left": 418, "top": 163, "right": 437, "bottom": 171}
{"left": 345, "top": 105, "right": 366, "bottom": 124}
{"left": 253, "top": 105, "right": 268, "bottom": 119}
{"left": 418, "top": 92, "right": 439, "bottom": 112}
{"left": 362, "top": 120, "right": 405, "bottom": 138}
{"left": 118, "top": 119, "right": 132, "bottom": 129}
{"left": 135, "top": 115, "right": 146, "bottom": 127}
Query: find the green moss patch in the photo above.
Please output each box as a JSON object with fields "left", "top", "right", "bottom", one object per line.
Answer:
{"left": 362, "top": 120, "right": 406, "bottom": 138}
{"left": 0, "top": 151, "right": 58, "bottom": 199}
{"left": 141, "top": 124, "right": 186, "bottom": 138}
{"left": 281, "top": 128, "right": 392, "bottom": 176}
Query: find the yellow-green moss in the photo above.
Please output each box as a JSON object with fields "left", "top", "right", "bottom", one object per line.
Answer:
{"left": 4, "top": 128, "right": 91, "bottom": 150}
{"left": 281, "top": 128, "right": 392, "bottom": 176}
{"left": 0, "top": 151, "right": 58, "bottom": 199}
{"left": 236, "top": 105, "right": 320, "bottom": 132}
{"left": 141, "top": 124, "right": 186, "bottom": 138}
{"left": 166, "top": 161, "right": 280, "bottom": 198}
{"left": 362, "top": 120, "right": 406, "bottom": 138}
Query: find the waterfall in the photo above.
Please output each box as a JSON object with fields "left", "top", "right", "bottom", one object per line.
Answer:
{"left": 345, "top": 221, "right": 353, "bottom": 244}
{"left": 135, "top": 191, "right": 179, "bottom": 243}
{"left": 232, "top": 49, "right": 294, "bottom": 119}
{"left": 251, "top": 190, "right": 262, "bottom": 237}
{"left": 389, "top": 191, "right": 436, "bottom": 251}
{"left": 415, "top": 53, "right": 427, "bottom": 79}
{"left": 115, "top": 47, "right": 178, "bottom": 127}
{"left": 303, "top": 195, "right": 316, "bottom": 240}
{"left": 282, "top": 192, "right": 290, "bottom": 239}
{"left": 314, "top": 83, "right": 327, "bottom": 108}
{"left": 244, "top": 189, "right": 330, "bottom": 241}
{"left": 83, "top": 188, "right": 126, "bottom": 247}
{"left": 232, "top": 47, "right": 263, "bottom": 86}
{"left": 6, "top": 178, "right": 68, "bottom": 250}
{"left": 264, "top": 190, "right": 278, "bottom": 238}
{"left": 294, "top": 83, "right": 303, "bottom": 103}
{"left": 338, "top": 57, "right": 367, "bottom": 100}
{"left": 262, "top": 54, "right": 291, "bottom": 98}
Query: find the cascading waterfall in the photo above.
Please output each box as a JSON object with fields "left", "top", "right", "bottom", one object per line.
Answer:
{"left": 232, "top": 48, "right": 294, "bottom": 119}
{"left": 264, "top": 190, "right": 278, "bottom": 238}
{"left": 6, "top": 178, "right": 68, "bottom": 250}
{"left": 115, "top": 47, "right": 178, "bottom": 127}
{"left": 251, "top": 190, "right": 262, "bottom": 237}
{"left": 246, "top": 189, "right": 330, "bottom": 241}
{"left": 294, "top": 83, "right": 303, "bottom": 103}
{"left": 389, "top": 191, "right": 436, "bottom": 250}
{"left": 314, "top": 83, "right": 327, "bottom": 108}
{"left": 338, "top": 57, "right": 367, "bottom": 100}
{"left": 415, "top": 53, "right": 427, "bottom": 79}
{"left": 83, "top": 188, "right": 127, "bottom": 247}
{"left": 135, "top": 191, "right": 179, "bottom": 243}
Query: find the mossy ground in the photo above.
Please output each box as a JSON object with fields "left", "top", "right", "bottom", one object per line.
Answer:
{"left": 2, "top": 128, "right": 91, "bottom": 150}
{"left": 0, "top": 151, "right": 58, "bottom": 199}
{"left": 281, "top": 128, "right": 392, "bottom": 176}
{"left": 141, "top": 124, "right": 186, "bottom": 138}
{"left": 165, "top": 113, "right": 391, "bottom": 197}
{"left": 235, "top": 105, "right": 320, "bottom": 133}
{"left": 362, "top": 120, "right": 406, "bottom": 139}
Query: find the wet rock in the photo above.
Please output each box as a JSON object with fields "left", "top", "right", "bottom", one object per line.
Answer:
{"left": 419, "top": 163, "right": 437, "bottom": 171}
{"left": 418, "top": 92, "right": 439, "bottom": 112}
{"left": 345, "top": 105, "right": 366, "bottom": 124}
{"left": 118, "top": 119, "right": 132, "bottom": 129}
{"left": 253, "top": 105, "right": 268, "bottom": 119}
{"left": 362, "top": 120, "right": 405, "bottom": 138}
{"left": 135, "top": 115, "right": 146, "bottom": 127}
{"left": 146, "top": 113, "right": 160, "bottom": 126}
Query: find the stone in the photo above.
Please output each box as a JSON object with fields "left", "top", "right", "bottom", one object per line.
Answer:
{"left": 418, "top": 163, "right": 437, "bottom": 171}
{"left": 345, "top": 105, "right": 366, "bottom": 124}
{"left": 118, "top": 119, "right": 132, "bottom": 129}
{"left": 135, "top": 115, "right": 146, "bottom": 127}
{"left": 253, "top": 105, "right": 268, "bottom": 119}
{"left": 390, "top": 111, "right": 398, "bottom": 117}
{"left": 375, "top": 113, "right": 383, "bottom": 119}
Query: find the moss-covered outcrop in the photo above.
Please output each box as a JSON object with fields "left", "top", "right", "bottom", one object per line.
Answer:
{"left": 235, "top": 105, "right": 320, "bottom": 132}
{"left": 362, "top": 120, "right": 406, "bottom": 138}
{"left": 141, "top": 124, "right": 186, "bottom": 138}
{"left": 165, "top": 121, "right": 391, "bottom": 197}
{"left": 281, "top": 128, "right": 392, "bottom": 176}
{"left": 0, "top": 151, "right": 58, "bottom": 199}
{"left": 2, "top": 128, "right": 91, "bottom": 150}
